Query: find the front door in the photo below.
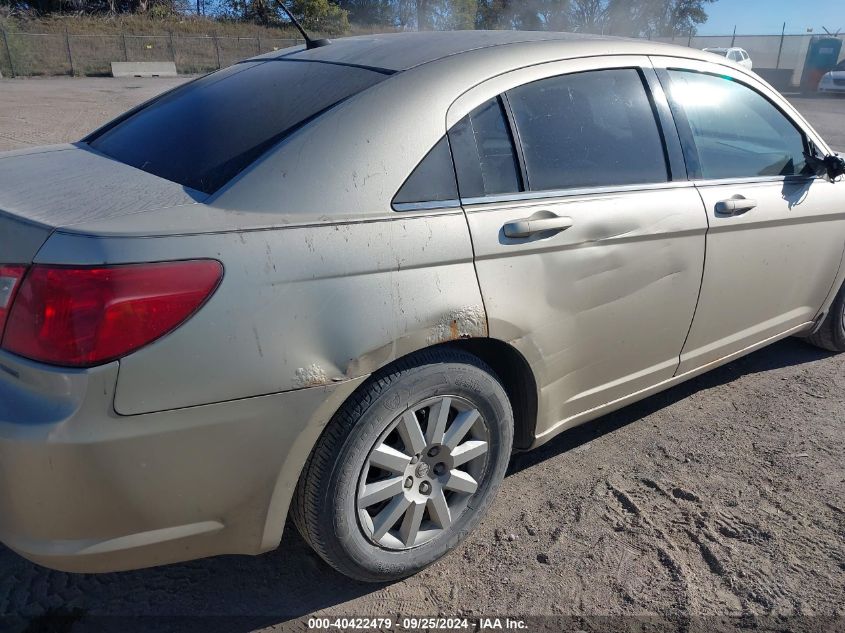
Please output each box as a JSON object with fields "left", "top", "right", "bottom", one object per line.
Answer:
{"left": 654, "top": 61, "right": 845, "bottom": 373}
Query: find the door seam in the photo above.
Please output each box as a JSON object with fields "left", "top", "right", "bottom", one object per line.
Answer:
{"left": 674, "top": 184, "right": 710, "bottom": 377}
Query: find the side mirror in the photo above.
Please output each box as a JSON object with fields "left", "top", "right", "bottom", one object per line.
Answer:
{"left": 805, "top": 151, "right": 845, "bottom": 181}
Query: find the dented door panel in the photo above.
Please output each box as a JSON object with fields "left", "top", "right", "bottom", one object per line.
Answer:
{"left": 36, "top": 211, "right": 485, "bottom": 415}
{"left": 465, "top": 186, "right": 708, "bottom": 437}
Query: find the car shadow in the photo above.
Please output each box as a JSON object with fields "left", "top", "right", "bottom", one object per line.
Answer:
{"left": 0, "top": 338, "right": 835, "bottom": 632}
{"left": 508, "top": 337, "right": 835, "bottom": 474}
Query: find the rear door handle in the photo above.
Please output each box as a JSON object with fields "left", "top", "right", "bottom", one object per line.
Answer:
{"left": 503, "top": 215, "right": 574, "bottom": 238}
{"left": 715, "top": 196, "right": 757, "bottom": 216}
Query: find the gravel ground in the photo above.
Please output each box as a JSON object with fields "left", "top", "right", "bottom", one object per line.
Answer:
{"left": 0, "top": 77, "right": 189, "bottom": 151}
{"left": 787, "top": 94, "right": 845, "bottom": 150}
{"left": 0, "top": 77, "right": 844, "bottom": 632}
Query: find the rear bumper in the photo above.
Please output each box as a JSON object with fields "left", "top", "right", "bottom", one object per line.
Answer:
{"left": 0, "top": 350, "right": 364, "bottom": 572}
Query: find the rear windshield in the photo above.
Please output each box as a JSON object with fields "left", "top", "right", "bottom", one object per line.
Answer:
{"left": 86, "top": 60, "right": 390, "bottom": 194}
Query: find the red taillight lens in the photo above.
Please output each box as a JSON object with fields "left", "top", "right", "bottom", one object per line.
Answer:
{"left": 0, "top": 265, "right": 27, "bottom": 340}
{"left": 1, "top": 260, "right": 223, "bottom": 367}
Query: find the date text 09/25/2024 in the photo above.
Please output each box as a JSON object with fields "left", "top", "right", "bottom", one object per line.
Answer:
{"left": 307, "top": 617, "right": 529, "bottom": 630}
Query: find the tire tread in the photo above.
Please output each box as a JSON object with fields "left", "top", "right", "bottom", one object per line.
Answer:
{"left": 804, "top": 282, "right": 845, "bottom": 352}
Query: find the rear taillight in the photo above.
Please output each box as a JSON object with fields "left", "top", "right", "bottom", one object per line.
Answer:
{"left": 0, "top": 265, "right": 27, "bottom": 340}
{"left": 0, "top": 260, "right": 223, "bottom": 367}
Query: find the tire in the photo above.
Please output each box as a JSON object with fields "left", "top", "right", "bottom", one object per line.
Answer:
{"left": 291, "top": 347, "right": 514, "bottom": 582}
{"left": 805, "top": 281, "right": 845, "bottom": 352}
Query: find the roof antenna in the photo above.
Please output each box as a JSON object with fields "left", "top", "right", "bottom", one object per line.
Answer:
{"left": 278, "top": 2, "right": 331, "bottom": 49}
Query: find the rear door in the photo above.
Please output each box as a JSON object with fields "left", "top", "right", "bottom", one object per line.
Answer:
{"left": 447, "top": 57, "right": 708, "bottom": 438}
{"left": 652, "top": 57, "right": 845, "bottom": 373}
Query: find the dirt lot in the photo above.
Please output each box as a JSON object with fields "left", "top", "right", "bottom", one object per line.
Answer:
{"left": 0, "top": 77, "right": 844, "bottom": 632}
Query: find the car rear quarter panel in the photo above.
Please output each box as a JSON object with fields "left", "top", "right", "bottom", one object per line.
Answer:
{"left": 36, "top": 212, "right": 485, "bottom": 414}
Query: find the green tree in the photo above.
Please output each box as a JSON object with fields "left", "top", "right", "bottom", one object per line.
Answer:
{"left": 571, "top": 0, "right": 715, "bottom": 36}
{"left": 289, "top": 0, "right": 349, "bottom": 33}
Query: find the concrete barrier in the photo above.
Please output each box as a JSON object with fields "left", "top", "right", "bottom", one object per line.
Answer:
{"left": 111, "top": 62, "right": 178, "bottom": 78}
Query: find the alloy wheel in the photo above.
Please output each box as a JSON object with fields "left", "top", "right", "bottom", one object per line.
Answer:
{"left": 356, "top": 395, "right": 490, "bottom": 550}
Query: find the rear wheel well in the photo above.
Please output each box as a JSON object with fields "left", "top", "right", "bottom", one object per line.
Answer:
{"left": 446, "top": 338, "right": 538, "bottom": 450}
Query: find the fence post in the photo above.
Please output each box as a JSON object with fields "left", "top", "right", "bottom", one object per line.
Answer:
{"left": 169, "top": 31, "right": 176, "bottom": 62}
{"left": 65, "top": 27, "right": 74, "bottom": 76}
{"left": 776, "top": 22, "right": 786, "bottom": 69}
{"left": 122, "top": 32, "right": 128, "bottom": 62}
{"left": 213, "top": 35, "right": 221, "bottom": 69}
{"left": 1, "top": 29, "right": 14, "bottom": 78}
{"left": 256, "top": 34, "right": 261, "bottom": 55}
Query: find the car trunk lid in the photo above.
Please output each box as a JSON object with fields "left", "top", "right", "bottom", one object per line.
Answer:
{"left": 0, "top": 143, "right": 206, "bottom": 263}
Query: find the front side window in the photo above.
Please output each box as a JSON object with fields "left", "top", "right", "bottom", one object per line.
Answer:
{"left": 666, "top": 70, "right": 809, "bottom": 180}
{"left": 506, "top": 68, "right": 669, "bottom": 192}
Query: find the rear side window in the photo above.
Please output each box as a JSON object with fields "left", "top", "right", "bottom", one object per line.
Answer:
{"left": 87, "top": 60, "right": 389, "bottom": 194}
{"left": 666, "top": 70, "right": 809, "bottom": 179}
{"left": 449, "top": 97, "right": 522, "bottom": 199}
{"left": 506, "top": 69, "right": 668, "bottom": 191}
{"left": 393, "top": 137, "right": 459, "bottom": 207}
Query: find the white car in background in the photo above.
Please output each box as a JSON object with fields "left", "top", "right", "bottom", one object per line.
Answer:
{"left": 704, "top": 46, "right": 753, "bottom": 69}
{"left": 818, "top": 60, "right": 845, "bottom": 93}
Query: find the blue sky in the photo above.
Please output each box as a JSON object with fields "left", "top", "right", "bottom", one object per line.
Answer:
{"left": 699, "top": 0, "right": 845, "bottom": 35}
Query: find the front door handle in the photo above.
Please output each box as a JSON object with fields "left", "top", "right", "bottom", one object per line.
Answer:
{"left": 715, "top": 195, "right": 757, "bottom": 216}
{"left": 503, "top": 214, "right": 574, "bottom": 238}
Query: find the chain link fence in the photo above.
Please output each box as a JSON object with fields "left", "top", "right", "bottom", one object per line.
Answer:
{"left": 653, "top": 33, "right": 845, "bottom": 89}
{"left": 0, "top": 30, "right": 302, "bottom": 77}
{"left": 2, "top": 29, "right": 844, "bottom": 85}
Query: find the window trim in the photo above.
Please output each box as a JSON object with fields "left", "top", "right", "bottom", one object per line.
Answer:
{"left": 693, "top": 174, "right": 819, "bottom": 188}
{"left": 461, "top": 179, "right": 696, "bottom": 208}
{"left": 499, "top": 93, "right": 530, "bottom": 191}
{"left": 641, "top": 66, "right": 688, "bottom": 181}
{"left": 446, "top": 95, "right": 525, "bottom": 201}
{"left": 392, "top": 199, "right": 462, "bottom": 212}
{"left": 657, "top": 67, "right": 815, "bottom": 182}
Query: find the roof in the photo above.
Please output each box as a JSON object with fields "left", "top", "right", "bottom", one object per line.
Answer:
{"left": 247, "top": 30, "right": 618, "bottom": 73}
